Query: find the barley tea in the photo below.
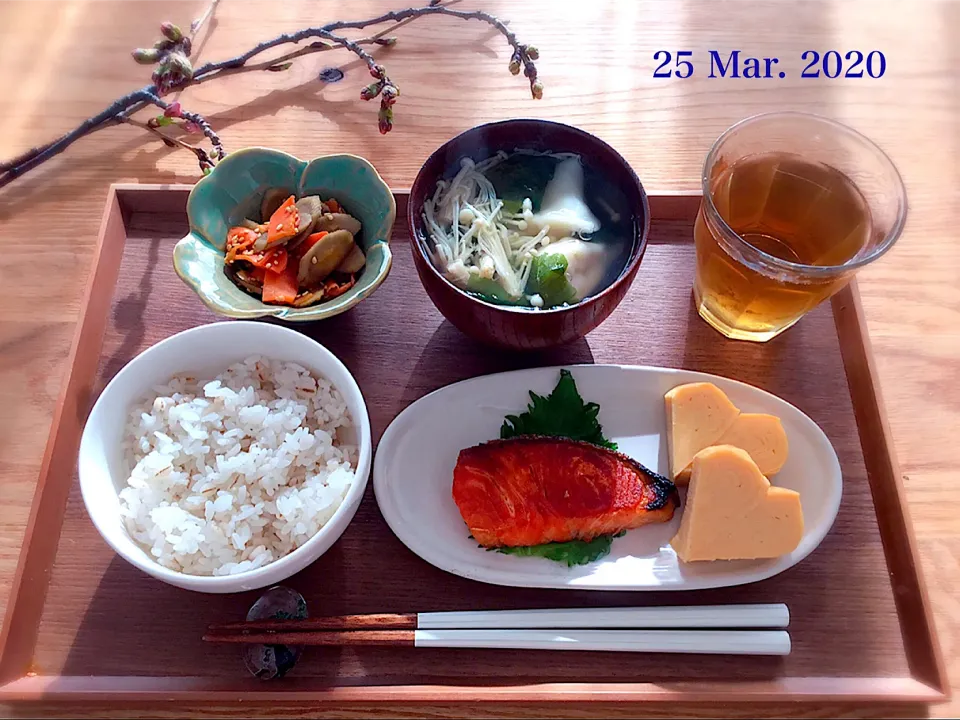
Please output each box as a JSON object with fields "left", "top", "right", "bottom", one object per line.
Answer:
{"left": 694, "top": 151, "right": 871, "bottom": 341}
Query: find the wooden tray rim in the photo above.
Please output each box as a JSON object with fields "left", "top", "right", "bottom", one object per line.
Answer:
{"left": 0, "top": 183, "right": 947, "bottom": 707}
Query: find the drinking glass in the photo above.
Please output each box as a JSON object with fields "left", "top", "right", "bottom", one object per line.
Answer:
{"left": 693, "top": 112, "right": 907, "bottom": 342}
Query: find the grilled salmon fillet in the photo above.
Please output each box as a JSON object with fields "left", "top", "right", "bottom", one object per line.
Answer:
{"left": 452, "top": 436, "right": 679, "bottom": 548}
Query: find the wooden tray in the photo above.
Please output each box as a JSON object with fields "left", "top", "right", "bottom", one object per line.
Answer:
{"left": 0, "top": 185, "right": 947, "bottom": 712}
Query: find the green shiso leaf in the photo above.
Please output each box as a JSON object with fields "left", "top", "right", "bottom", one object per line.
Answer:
{"left": 500, "top": 369, "right": 617, "bottom": 450}
{"left": 493, "top": 531, "right": 625, "bottom": 567}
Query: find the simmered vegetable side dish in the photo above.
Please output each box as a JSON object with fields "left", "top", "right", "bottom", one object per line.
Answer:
{"left": 223, "top": 190, "right": 366, "bottom": 308}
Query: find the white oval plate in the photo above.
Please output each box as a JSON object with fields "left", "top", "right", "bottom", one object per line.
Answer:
{"left": 374, "top": 364, "right": 842, "bottom": 591}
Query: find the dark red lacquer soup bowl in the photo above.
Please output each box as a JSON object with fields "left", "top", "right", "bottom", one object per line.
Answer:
{"left": 408, "top": 119, "right": 650, "bottom": 350}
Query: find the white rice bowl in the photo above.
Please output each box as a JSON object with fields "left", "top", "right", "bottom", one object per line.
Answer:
{"left": 118, "top": 355, "right": 356, "bottom": 577}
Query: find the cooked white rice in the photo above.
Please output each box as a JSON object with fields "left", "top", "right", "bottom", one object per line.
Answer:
{"left": 118, "top": 355, "right": 356, "bottom": 576}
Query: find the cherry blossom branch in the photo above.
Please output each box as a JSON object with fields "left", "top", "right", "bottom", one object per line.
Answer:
{"left": 0, "top": 89, "right": 157, "bottom": 181}
{"left": 0, "top": 1, "right": 540, "bottom": 190}
{"left": 121, "top": 116, "right": 215, "bottom": 169}
{"left": 188, "top": 3, "right": 436, "bottom": 84}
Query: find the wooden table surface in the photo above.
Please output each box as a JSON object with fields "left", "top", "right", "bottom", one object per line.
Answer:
{"left": 0, "top": 0, "right": 957, "bottom": 717}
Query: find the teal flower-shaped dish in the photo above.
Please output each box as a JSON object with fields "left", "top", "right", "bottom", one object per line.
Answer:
{"left": 174, "top": 148, "right": 395, "bottom": 321}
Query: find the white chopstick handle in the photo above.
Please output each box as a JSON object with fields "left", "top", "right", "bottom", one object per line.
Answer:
{"left": 413, "top": 629, "right": 791, "bottom": 656}
{"left": 418, "top": 604, "right": 789, "bottom": 630}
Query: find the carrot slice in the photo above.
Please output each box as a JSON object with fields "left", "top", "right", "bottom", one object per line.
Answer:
{"left": 323, "top": 274, "right": 356, "bottom": 299}
{"left": 225, "top": 226, "right": 259, "bottom": 263}
{"left": 325, "top": 198, "right": 341, "bottom": 213}
{"left": 262, "top": 262, "right": 299, "bottom": 305}
{"left": 266, "top": 196, "right": 300, "bottom": 245}
{"left": 227, "top": 226, "right": 259, "bottom": 249}
{"left": 259, "top": 247, "right": 288, "bottom": 273}
{"left": 236, "top": 247, "right": 288, "bottom": 272}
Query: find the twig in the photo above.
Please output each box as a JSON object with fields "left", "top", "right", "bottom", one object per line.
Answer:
{"left": 0, "top": 88, "right": 157, "bottom": 182}
{"left": 189, "top": 4, "right": 530, "bottom": 83}
{"left": 0, "top": 1, "right": 538, "bottom": 189}
{"left": 191, "top": 34, "right": 366, "bottom": 81}
{"left": 121, "top": 116, "right": 214, "bottom": 168}
{"left": 0, "top": 0, "right": 220, "bottom": 183}
{"left": 186, "top": 0, "right": 463, "bottom": 85}
{"left": 190, "top": 0, "right": 219, "bottom": 38}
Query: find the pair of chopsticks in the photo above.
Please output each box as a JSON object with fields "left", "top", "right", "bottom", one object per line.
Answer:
{"left": 204, "top": 604, "right": 791, "bottom": 656}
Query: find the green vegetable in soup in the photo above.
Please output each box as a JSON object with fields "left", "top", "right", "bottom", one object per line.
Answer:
{"left": 526, "top": 253, "right": 577, "bottom": 308}
{"left": 500, "top": 198, "right": 524, "bottom": 215}
{"left": 485, "top": 154, "right": 556, "bottom": 210}
{"left": 465, "top": 275, "right": 516, "bottom": 303}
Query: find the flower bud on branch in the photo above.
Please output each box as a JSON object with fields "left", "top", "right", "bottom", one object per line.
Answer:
{"left": 378, "top": 106, "right": 394, "bottom": 135}
{"left": 160, "top": 22, "right": 183, "bottom": 42}
{"left": 381, "top": 83, "right": 399, "bottom": 106}
{"left": 152, "top": 51, "right": 194, "bottom": 94}
{"left": 360, "top": 81, "right": 383, "bottom": 101}
{"left": 132, "top": 47, "right": 161, "bottom": 64}
{"left": 508, "top": 48, "right": 522, "bottom": 75}
{"left": 517, "top": 44, "right": 541, "bottom": 98}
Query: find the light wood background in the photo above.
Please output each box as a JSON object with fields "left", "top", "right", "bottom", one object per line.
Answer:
{"left": 0, "top": 0, "right": 957, "bottom": 717}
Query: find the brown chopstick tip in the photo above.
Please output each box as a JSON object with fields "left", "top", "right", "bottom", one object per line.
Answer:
{"left": 203, "top": 630, "right": 416, "bottom": 647}
{"left": 206, "top": 612, "right": 418, "bottom": 636}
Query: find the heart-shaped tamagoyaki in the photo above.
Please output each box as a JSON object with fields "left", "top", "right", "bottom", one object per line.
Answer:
{"left": 665, "top": 382, "right": 788, "bottom": 483}
{"left": 670, "top": 445, "right": 804, "bottom": 562}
